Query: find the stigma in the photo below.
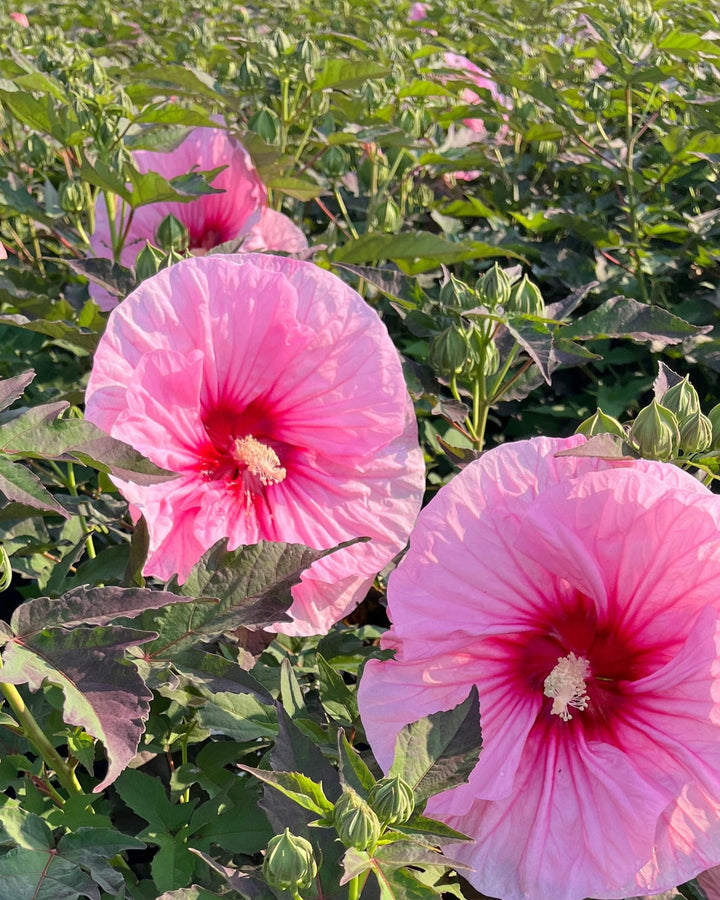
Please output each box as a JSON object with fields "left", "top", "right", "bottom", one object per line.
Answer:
{"left": 543, "top": 652, "right": 590, "bottom": 722}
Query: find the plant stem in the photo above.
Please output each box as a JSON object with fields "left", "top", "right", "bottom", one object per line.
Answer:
{"left": 0, "top": 678, "right": 85, "bottom": 799}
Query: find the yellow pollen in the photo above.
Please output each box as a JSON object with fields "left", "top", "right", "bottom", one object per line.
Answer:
{"left": 232, "top": 435, "right": 286, "bottom": 487}
{"left": 543, "top": 652, "right": 590, "bottom": 722}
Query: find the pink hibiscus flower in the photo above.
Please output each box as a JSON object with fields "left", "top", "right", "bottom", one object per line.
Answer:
{"left": 441, "top": 52, "right": 511, "bottom": 181}
{"left": 9, "top": 11, "right": 29, "bottom": 25}
{"left": 90, "top": 126, "right": 307, "bottom": 309}
{"left": 85, "top": 253, "right": 424, "bottom": 636}
{"left": 359, "top": 434, "right": 720, "bottom": 900}
{"left": 408, "top": 3, "right": 428, "bottom": 20}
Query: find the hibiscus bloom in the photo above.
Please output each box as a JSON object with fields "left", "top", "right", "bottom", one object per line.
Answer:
{"left": 9, "top": 11, "right": 29, "bottom": 25}
{"left": 440, "top": 52, "right": 511, "bottom": 181}
{"left": 358, "top": 434, "right": 720, "bottom": 900}
{"left": 90, "top": 126, "right": 307, "bottom": 309}
{"left": 85, "top": 253, "right": 424, "bottom": 636}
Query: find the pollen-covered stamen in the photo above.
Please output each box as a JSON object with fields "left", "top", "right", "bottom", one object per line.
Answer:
{"left": 543, "top": 652, "right": 590, "bottom": 722}
{"left": 232, "top": 435, "right": 286, "bottom": 491}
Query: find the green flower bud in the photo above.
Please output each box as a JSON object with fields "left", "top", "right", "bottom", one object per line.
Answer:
{"left": 248, "top": 108, "right": 279, "bottom": 144}
{"left": 678, "top": 410, "right": 713, "bottom": 455}
{"left": 214, "top": 58, "right": 237, "bottom": 81}
{"left": 23, "top": 134, "right": 53, "bottom": 169}
{"left": 586, "top": 83, "right": 608, "bottom": 112}
{"left": 273, "top": 28, "right": 294, "bottom": 54}
{"left": 439, "top": 275, "right": 475, "bottom": 311}
{"left": 429, "top": 325, "right": 469, "bottom": 378}
{"left": 708, "top": 403, "right": 720, "bottom": 450}
{"left": 476, "top": 263, "right": 511, "bottom": 309}
{"left": 135, "top": 242, "right": 164, "bottom": 282}
{"left": 155, "top": 214, "right": 189, "bottom": 253}
{"left": 58, "top": 179, "right": 86, "bottom": 214}
{"left": 319, "top": 146, "right": 349, "bottom": 178}
{"left": 576, "top": 408, "right": 626, "bottom": 439}
{"left": 263, "top": 828, "right": 317, "bottom": 893}
{"left": 506, "top": 274, "right": 545, "bottom": 317}
{"left": 370, "top": 198, "right": 402, "bottom": 233}
{"left": 661, "top": 376, "right": 700, "bottom": 421}
{"left": 410, "top": 183, "right": 434, "bottom": 209}
{"left": 84, "top": 59, "right": 106, "bottom": 89}
{"left": 479, "top": 335, "right": 500, "bottom": 377}
{"left": 629, "top": 400, "right": 679, "bottom": 461}
{"left": 333, "top": 788, "right": 381, "bottom": 850}
{"left": 367, "top": 775, "right": 415, "bottom": 826}
{"left": 295, "top": 37, "right": 320, "bottom": 68}
{"left": 238, "top": 56, "right": 262, "bottom": 89}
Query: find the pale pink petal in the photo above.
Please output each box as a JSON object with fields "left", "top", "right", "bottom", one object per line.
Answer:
{"left": 238, "top": 207, "right": 308, "bottom": 252}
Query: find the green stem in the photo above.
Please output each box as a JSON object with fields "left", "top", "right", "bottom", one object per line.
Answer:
{"left": 66, "top": 463, "right": 97, "bottom": 560}
{"left": 347, "top": 874, "right": 361, "bottom": 900}
{"left": 0, "top": 679, "right": 85, "bottom": 799}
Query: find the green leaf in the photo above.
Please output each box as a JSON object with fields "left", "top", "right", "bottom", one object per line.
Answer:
{"left": 0, "top": 626, "right": 155, "bottom": 790}
{"left": 337, "top": 729, "right": 376, "bottom": 796}
{"left": 264, "top": 175, "right": 323, "bottom": 200}
{"left": 313, "top": 59, "right": 391, "bottom": 90}
{"left": 561, "top": 296, "right": 710, "bottom": 346}
{"left": 390, "top": 686, "right": 482, "bottom": 802}
{"left": 237, "top": 766, "right": 334, "bottom": 815}
{"left": 279, "top": 657, "right": 308, "bottom": 718}
{"left": 0, "top": 455, "right": 69, "bottom": 517}
{"left": 198, "top": 691, "right": 278, "bottom": 741}
{"left": 334, "top": 232, "right": 524, "bottom": 270}
{"left": 0, "top": 808, "right": 53, "bottom": 850}
{"left": 0, "top": 371, "right": 35, "bottom": 413}
{"left": 316, "top": 653, "right": 358, "bottom": 726}
{"left": 65, "top": 258, "right": 136, "bottom": 301}
{"left": 0, "top": 847, "right": 98, "bottom": 900}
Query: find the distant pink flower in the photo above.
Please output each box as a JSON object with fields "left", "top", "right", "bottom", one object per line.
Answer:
{"left": 408, "top": 3, "right": 427, "bottom": 20}
{"left": 441, "top": 52, "right": 511, "bottom": 180}
{"left": 90, "top": 127, "right": 307, "bottom": 309}
{"left": 0, "top": 243, "right": 6, "bottom": 260}
{"left": 359, "top": 435, "right": 720, "bottom": 900}
{"left": 9, "top": 11, "right": 28, "bottom": 25}
{"left": 85, "top": 253, "right": 424, "bottom": 636}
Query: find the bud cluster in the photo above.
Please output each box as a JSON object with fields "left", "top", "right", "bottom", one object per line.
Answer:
{"left": 577, "top": 373, "right": 720, "bottom": 463}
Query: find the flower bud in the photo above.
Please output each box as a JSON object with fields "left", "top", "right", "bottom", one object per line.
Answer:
{"left": 273, "top": 28, "right": 294, "bottom": 54}
{"left": 333, "top": 788, "right": 381, "bottom": 850}
{"left": 23, "top": 134, "right": 54, "bottom": 169}
{"left": 661, "top": 376, "right": 700, "bottom": 421}
{"left": 428, "top": 325, "right": 469, "bottom": 377}
{"left": 576, "top": 408, "right": 626, "bottom": 439}
{"left": 238, "top": 56, "right": 262, "bottom": 89}
{"left": 708, "top": 403, "right": 720, "bottom": 450}
{"left": 58, "top": 180, "right": 86, "bottom": 214}
{"left": 629, "top": 400, "right": 679, "bottom": 460}
{"left": 320, "top": 146, "right": 349, "bottom": 178}
{"left": 369, "top": 198, "right": 402, "bottom": 233}
{"left": 135, "top": 242, "right": 164, "bottom": 282}
{"left": 155, "top": 214, "right": 189, "bottom": 253}
{"left": 505, "top": 274, "right": 545, "bottom": 317}
{"left": 367, "top": 775, "right": 415, "bottom": 826}
{"left": 439, "top": 275, "right": 475, "bottom": 311}
{"left": 248, "top": 108, "right": 279, "bottom": 144}
{"left": 295, "top": 37, "right": 320, "bottom": 68}
{"left": 476, "top": 263, "right": 511, "bottom": 309}
{"left": 262, "top": 828, "right": 317, "bottom": 893}
{"left": 678, "top": 410, "right": 713, "bottom": 455}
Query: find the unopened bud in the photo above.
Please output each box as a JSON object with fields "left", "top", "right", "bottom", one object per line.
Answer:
{"left": 629, "top": 400, "right": 679, "bottom": 460}
{"left": 429, "top": 325, "right": 469, "bottom": 377}
{"left": 273, "top": 28, "right": 294, "bottom": 54}
{"left": 678, "top": 410, "right": 713, "bottom": 455}
{"left": 506, "top": 274, "right": 544, "bottom": 317}
{"left": 576, "top": 408, "right": 626, "bottom": 439}
{"left": 263, "top": 828, "right": 317, "bottom": 893}
{"left": 439, "top": 275, "right": 475, "bottom": 311}
{"left": 248, "top": 108, "right": 279, "bottom": 144}
{"left": 367, "top": 775, "right": 415, "bottom": 826}
{"left": 661, "top": 376, "right": 700, "bottom": 421}
{"left": 708, "top": 403, "right": 720, "bottom": 450}
{"left": 320, "top": 146, "right": 349, "bottom": 178}
{"left": 134, "top": 242, "right": 164, "bottom": 281}
{"left": 23, "top": 134, "right": 53, "bottom": 168}
{"left": 59, "top": 180, "right": 86, "bottom": 214}
{"left": 476, "top": 263, "right": 511, "bottom": 309}
{"left": 333, "top": 788, "right": 381, "bottom": 850}
{"left": 370, "top": 198, "right": 402, "bottom": 233}
{"left": 155, "top": 214, "right": 189, "bottom": 253}
{"left": 238, "top": 56, "right": 261, "bottom": 89}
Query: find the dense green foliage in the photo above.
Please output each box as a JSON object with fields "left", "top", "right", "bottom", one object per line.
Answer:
{"left": 0, "top": 1, "right": 719, "bottom": 898}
